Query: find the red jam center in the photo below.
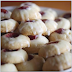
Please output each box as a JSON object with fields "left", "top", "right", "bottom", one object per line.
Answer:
{"left": 1, "top": 9, "right": 8, "bottom": 14}
{"left": 1, "top": 18, "right": 9, "bottom": 21}
{"left": 26, "top": 20, "right": 35, "bottom": 22}
{"left": 63, "top": 13, "right": 71, "bottom": 19}
{"left": 5, "top": 33, "right": 19, "bottom": 38}
{"left": 40, "top": 11, "right": 45, "bottom": 15}
{"left": 28, "top": 35, "right": 38, "bottom": 40}
{"left": 28, "top": 55, "right": 34, "bottom": 61}
{"left": 46, "top": 41, "right": 59, "bottom": 45}
{"left": 55, "top": 18, "right": 61, "bottom": 22}
{"left": 41, "top": 19, "right": 49, "bottom": 23}
{"left": 55, "top": 28, "right": 65, "bottom": 34}
{"left": 18, "top": 6, "right": 29, "bottom": 9}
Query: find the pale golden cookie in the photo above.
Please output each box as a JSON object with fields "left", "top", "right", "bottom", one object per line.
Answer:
{"left": 24, "top": 35, "right": 49, "bottom": 54}
{"left": 1, "top": 33, "right": 30, "bottom": 50}
{"left": 11, "top": 6, "right": 41, "bottom": 21}
{"left": 38, "top": 40, "right": 71, "bottom": 59}
{"left": 15, "top": 55, "right": 45, "bottom": 71}
{"left": 42, "top": 52, "right": 72, "bottom": 71}
{"left": 1, "top": 18, "right": 19, "bottom": 33}
{"left": 18, "top": 19, "right": 47, "bottom": 35}
{"left": 49, "top": 28, "right": 72, "bottom": 42}
{"left": 1, "top": 63, "right": 18, "bottom": 72}
{"left": 1, "top": 49, "right": 28, "bottom": 64}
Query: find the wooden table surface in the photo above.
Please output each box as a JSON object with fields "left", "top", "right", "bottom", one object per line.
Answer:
{"left": 1, "top": 1, "right": 71, "bottom": 11}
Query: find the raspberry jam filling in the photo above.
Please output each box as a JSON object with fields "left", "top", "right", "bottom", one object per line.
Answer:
{"left": 1, "top": 9, "right": 8, "bottom": 14}
{"left": 63, "top": 13, "right": 71, "bottom": 19}
{"left": 18, "top": 6, "right": 29, "bottom": 9}
{"left": 41, "top": 19, "right": 49, "bottom": 23}
{"left": 46, "top": 41, "right": 59, "bottom": 45}
{"left": 28, "top": 35, "right": 38, "bottom": 40}
{"left": 40, "top": 11, "right": 45, "bottom": 16}
{"left": 26, "top": 20, "right": 35, "bottom": 22}
{"left": 55, "top": 18, "right": 61, "bottom": 22}
{"left": 28, "top": 55, "right": 34, "bottom": 61}
{"left": 1, "top": 18, "right": 9, "bottom": 21}
{"left": 5, "top": 33, "right": 19, "bottom": 38}
{"left": 55, "top": 28, "right": 65, "bottom": 34}
{"left": 2, "top": 49, "right": 18, "bottom": 52}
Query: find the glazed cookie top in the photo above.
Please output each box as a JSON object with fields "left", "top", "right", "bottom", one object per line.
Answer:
{"left": 1, "top": 9, "right": 12, "bottom": 19}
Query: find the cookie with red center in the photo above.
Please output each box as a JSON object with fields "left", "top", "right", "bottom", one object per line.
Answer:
{"left": 41, "top": 19, "right": 58, "bottom": 35}
{"left": 55, "top": 17, "right": 70, "bottom": 29}
{"left": 1, "top": 18, "right": 19, "bottom": 33}
{"left": 23, "top": 35, "right": 49, "bottom": 54}
{"left": 20, "top": 2, "right": 40, "bottom": 12}
{"left": 15, "top": 55, "right": 45, "bottom": 71}
{"left": 1, "top": 63, "right": 18, "bottom": 72}
{"left": 11, "top": 6, "right": 41, "bottom": 21}
{"left": 1, "top": 33, "right": 30, "bottom": 50}
{"left": 1, "top": 49, "right": 28, "bottom": 64}
{"left": 1, "top": 9, "right": 12, "bottom": 19}
{"left": 38, "top": 40, "right": 71, "bottom": 59}
{"left": 49, "top": 28, "right": 72, "bottom": 42}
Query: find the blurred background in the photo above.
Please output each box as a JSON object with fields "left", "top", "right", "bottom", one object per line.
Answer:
{"left": 1, "top": 1, "right": 71, "bottom": 11}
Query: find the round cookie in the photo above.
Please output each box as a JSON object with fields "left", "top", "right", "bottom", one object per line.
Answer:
{"left": 1, "top": 63, "right": 18, "bottom": 72}
{"left": 1, "top": 33, "right": 30, "bottom": 50}
{"left": 11, "top": 6, "right": 41, "bottom": 21}
{"left": 1, "top": 49, "right": 28, "bottom": 64}
{"left": 55, "top": 17, "right": 70, "bottom": 29}
{"left": 15, "top": 55, "right": 45, "bottom": 71}
{"left": 24, "top": 35, "right": 49, "bottom": 54}
{"left": 42, "top": 19, "right": 58, "bottom": 35}
{"left": 40, "top": 10, "right": 55, "bottom": 20}
{"left": 1, "top": 18, "right": 19, "bottom": 33}
{"left": 38, "top": 40, "right": 71, "bottom": 59}
{"left": 42, "top": 52, "right": 72, "bottom": 71}
{"left": 1, "top": 9, "right": 11, "bottom": 19}
{"left": 20, "top": 2, "right": 40, "bottom": 12}
{"left": 18, "top": 19, "right": 47, "bottom": 35}
{"left": 49, "top": 28, "right": 72, "bottom": 42}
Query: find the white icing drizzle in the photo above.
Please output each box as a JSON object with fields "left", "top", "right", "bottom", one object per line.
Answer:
{"left": 5, "top": 21, "right": 8, "bottom": 32}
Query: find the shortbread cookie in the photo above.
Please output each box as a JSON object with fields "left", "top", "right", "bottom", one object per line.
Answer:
{"left": 55, "top": 17, "right": 70, "bottom": 29}
{"left": 40, "top": 10, "right": 55, "bottom": 20}
{"left": 42, "top": 52, "right": 72, "bottom": 71}
{"left": 1, "top": 63, "right": 18, "bottom": 72}
{"left": 49, "top": 28, "right": 72, "bottom": 42}
{"left": 11, "top": 6, "right": 41, "bottom": 21}
{"left": 15, "top": 55, "right": 45, "bottom": 71}
{"left": 24, "top": 35, "right": 49, "bottom": 54}
{"left": 18, "top": 19, "right": 47, "bottom": 35}
{"left": 1, "top": 33, "right": 30, "bottom": 50}
{"left": 20, "top": 2, "right": 40, "bottom": 11}
{"left": 1, "top": 49, "right": 28, "bottom": 64}
{"left": 38, "top": 40, "right": 71, "bottom": 59}
{"left": 1, "top": 18, "right": 19, "bottom": 33}
{"left": 1, "top": 9, "right": 11, "bottom": 19}
{"left": 42, "top": 19, "right": 58, "bottom": 35}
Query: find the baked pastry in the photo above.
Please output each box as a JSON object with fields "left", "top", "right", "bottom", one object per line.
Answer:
{"left": 18, "top": 19, "right": 47, "bottom": 35}
{"left": 40, "top": 10, "right": 55, "bottom": 20}
{"left": 11, "top": 6, "right": 41, "bottom": 21}
{"left": 49, "top": 28, "right": 72, "bottom": 42}
{"left": 42, "top": 52, "right": 72, "bottom": 71}
{"left": 55, "top": 17, "right": 70, "bottom": 29}
{"left": 1, "top": 9, "right": 11, "bottom": 19}
{"left": 38, "top": 40, "right": 71, "bottom": 59}
{"left": 15, "top": 55, "right": 45, "bottom": 71}
{"left": 1, "top": 33, "right": 30, "bottom": 50}
{"left": 1, "top": 49, "right": 28, "bottom": 64}
{"left": 42, "top": 19, "right": 58, "bottom": 35}
{"left": 24, "top": 35, "right": 49, "bottom": 54}
{"left": 1, "top": 18, "right": 19, "bottom": 33}
{"left": 20, "top": 2, "right": 40, "bottom": 12}
{"left": 1, "top": 63, "right": 18, "bottom": 72}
